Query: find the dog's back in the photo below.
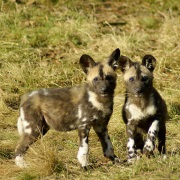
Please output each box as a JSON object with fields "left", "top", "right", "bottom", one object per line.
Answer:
{"left": 15, "top": 48, "right": 121, "bottom": 168}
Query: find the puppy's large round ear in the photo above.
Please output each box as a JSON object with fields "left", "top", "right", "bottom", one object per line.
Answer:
{"left": 118, "top": 55, "right": 133, "bottom": 72}
{"left": 142, "top": 55, "right": 156, "bottom": 72}
{"left": 79, "top": 54, "right": 96, "bottom": 74}
{"left": 108, "top": 48, "right": 121, "bottom": 70}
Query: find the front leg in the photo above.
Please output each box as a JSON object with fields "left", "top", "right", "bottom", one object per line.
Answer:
{"left": 143, "top": 120, "right": 159, "bottom": 157}
{"left": 93, "top": 125, "right": 120, "bottom": 163}
{"left": 77, "top": 124, "right": 90, "bottom": 168}
{"left": 126, "top": 122, "right": 137, "bottom": 163}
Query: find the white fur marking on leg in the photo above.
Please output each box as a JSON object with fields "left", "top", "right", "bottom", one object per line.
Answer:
{"left": 128, "top": 130, "right": 133, "bottom": 135}
{"left": 144, "top": 120, "right": 159, "bottom": 152}
{"left": 127, "top": 138, "right": 140, "bottom": 163}
{"left": 163, "top": 154, "right": 167, "bottom": 160}
{"left": 127, "top": 138, "right": 135, "bottom": 151}
{"left": 24, "top": 127, "right": 32, "bottom": 134}
{"left": 93, "top": 115, "right": 98, "bottom": 120}
{"left": 82, "top": 118, "right": 87, "bottom": 122}
{"left": 15, "top": 155, "right": 27, "bottom": 168}
{"left": 78, "top": 104, "right": 82, "bottom": 119}
{"left": 18, "top": 108, "right": 32, "bottom": 135}
{"left": 77, "top": 137, "right": 88, "bottom": 167}
{"left": 29, "top": 90, "right": 38, "bottom": 97}
{"left": 69, "top": 124, "right": 75, "bottom": 129}
{"left": 149, "top": 120, "right": 159, "bottom": 135}
{"left": 17, "top": 117, "right": 24, "bottom": 136}
{"left": 127, "top": 138, "right": 135, "bottom": 158}
{"left": 144, "top": 139, "right": 154, "bottom": 151}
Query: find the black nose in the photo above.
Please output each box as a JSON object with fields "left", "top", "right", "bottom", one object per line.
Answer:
{"left": 101, "top": 86, "right": 108, "bottom": 93}
{"left": 135, "top": 88, "right": 143, "bottom": 94}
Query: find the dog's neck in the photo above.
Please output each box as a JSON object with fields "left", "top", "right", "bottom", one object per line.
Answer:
{"left": 87, "top": 85, "right": 114, "bottom": 101}
{"left": 126, "top": 91, "right": 154, "bottom": 109}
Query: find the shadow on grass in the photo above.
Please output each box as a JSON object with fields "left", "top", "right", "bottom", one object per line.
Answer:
{"left": 167, "top": 102, "right": 180, "bottom": 121}
{"left": 0, "top": 148, "right": 14, "bottom": 160}
{"left": 172, "top": 103, "right": 180, "bottom": 115}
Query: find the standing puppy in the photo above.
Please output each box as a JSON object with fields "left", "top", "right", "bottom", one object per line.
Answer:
{"left": 15, "top": 48, "right": 121, "bottom": 168}
{"left": 119, "top": 55, "right": 168, "bottom": 163}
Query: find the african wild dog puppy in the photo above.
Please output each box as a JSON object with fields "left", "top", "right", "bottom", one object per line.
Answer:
{"left": 15, "top": 48, "right": 121, "bottom": 168}
{"left": 118, "top": 54, "right": 168, "bottom": 163}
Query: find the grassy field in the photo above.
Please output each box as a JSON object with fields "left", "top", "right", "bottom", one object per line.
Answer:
{"left": 0, "top": 0, "right": 179, "bottom": 179}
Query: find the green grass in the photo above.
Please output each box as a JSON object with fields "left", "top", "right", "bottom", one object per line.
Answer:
{"left": 0, "top": 0, "right": 180, "bottom": 179}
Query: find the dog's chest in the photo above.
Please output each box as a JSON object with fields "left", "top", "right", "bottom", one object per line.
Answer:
{"left": 125, "top": 97, "right": 157, "bottom": 121}
{"left": 77, "top": 92, "right": 113, "bottom": 125}
{"left": 78, "top": 103, "right": 112, "bottom": 123}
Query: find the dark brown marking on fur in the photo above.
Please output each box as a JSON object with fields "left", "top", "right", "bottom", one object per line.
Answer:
{"left": 15, "top": 48, "right": 121, "bottom": 168}
{"left": 99, "top": 65, "right": 104, "bottom": 79}
{"left": 119, "top": 54, "right": 168, "bottom": 162}
{"left": 134, "top": 63, "right": 141, "bottom": 79}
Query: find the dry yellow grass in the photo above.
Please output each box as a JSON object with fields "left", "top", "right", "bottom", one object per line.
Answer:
{"left": 0, "top": 0, "right": 180, "bottom": 179}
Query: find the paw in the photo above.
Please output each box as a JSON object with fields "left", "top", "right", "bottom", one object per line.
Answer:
{"left": 113, "top": 156, "right": 121, "bottom": 164}
{"left": 77, "top": 151, "right": 89, "bottom": 168}
{"left": 106, "top": 154, "right": 121, "bottom": 164}
{"left": 127, "top": 157, "right": 136, "bottom": 164}
{"left": 15, "top": 155, "right": 27, "bottom": 168}
{"left": 143, "top": 144, "right": 154, "bottom": 152}
{"left": 162, "top": 154, "right": 167, "bottom": 161}
{"left": 82, "top": 164, "right": 93, "bottom": 171}
{"left": 127, "top": 156, "right": 140, "bottom": 164}
{"left": 143, "top": 140, "right": 155, "bottom": 157}
{"left": 77, "top": 156, "right": 88, "bottom": 168}
{"left": 143, "top": 146, "right": 154, "bottom": 158}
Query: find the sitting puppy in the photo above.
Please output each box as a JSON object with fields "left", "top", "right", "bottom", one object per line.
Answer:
{"left": 118, "top": 54, "right": 168, "bottom": 163}
{"left": 15, "top": 48, "right": 121, "bottom": 168}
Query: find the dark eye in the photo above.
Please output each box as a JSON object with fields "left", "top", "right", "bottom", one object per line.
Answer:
{"left": 129, "top": 77, "right": 135, "bottom": 82}
{"left": 106, "top": 75, "right": 114, "bottom": 81}
{"left": 93, "top": 77, "right": 99, "bottom": 82}
{"left": 142, "top": 76, "right": 149, "bottom": 82}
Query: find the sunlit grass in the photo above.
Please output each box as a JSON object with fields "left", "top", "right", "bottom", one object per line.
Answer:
{"left": 0, "top": 0, "right": 179, "bottom": 179}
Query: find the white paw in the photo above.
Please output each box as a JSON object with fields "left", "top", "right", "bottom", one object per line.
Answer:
{"left": 163, "top": 154, "right": 167, "bottom": 161}
{"left": 15, "top": 155, "right": 27, "bottom": 168}
{"left": 127, "top": 155, "right": 140, "bottom": 164}
{"left": 114, "top": 157, "right": 121, "bottom": 164}
{"left": 77, "top": 151, "right": 88, "bottom": 167}
{"left": 144, "top": 139, "right": 154, "bottom": 152}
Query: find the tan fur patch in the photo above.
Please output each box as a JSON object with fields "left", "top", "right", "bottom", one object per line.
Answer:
{"left": 87, "top": 65, "right": 99, "bottom": 82}
{"left": 87, "top": 63, "right": 116, "bottom": 82}
{"left": 70, "top": 86, "right": 85, "bottom": 104}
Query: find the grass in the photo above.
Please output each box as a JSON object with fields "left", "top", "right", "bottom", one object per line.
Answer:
{"left": 0, "top": 0, "right": 180, "bottom": 179}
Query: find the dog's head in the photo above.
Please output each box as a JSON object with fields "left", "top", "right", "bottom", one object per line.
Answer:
{"left": 80, "top": 48, "right": 120, "bottom": 96}
{"left": 119, "top": 54, "right": 156, "bottom": 97}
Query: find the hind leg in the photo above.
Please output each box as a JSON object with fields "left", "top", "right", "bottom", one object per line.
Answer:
{"left": 15, "top": 108, "right": 49, "bottom": 168}
{"left": 15, "top": 128, "right": 49, "bottom": 168}
{"left": 158, "top": 124, "right": 166, "bottom": 158}
{"left": 15, "top": 134, "right": 37, "bottom": 168}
